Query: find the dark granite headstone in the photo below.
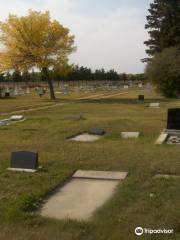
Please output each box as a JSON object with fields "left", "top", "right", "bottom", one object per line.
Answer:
{"left": 167, "top": 108, "right": 180, "bottom": 130}
{"left": 10, "top": 151, "right": 38, "bottom": 170}
{"left": 88, "top": 128, "right": 105, "bottom": 135}
{"left": 138, "top": 95, "right": 144, "bottom": 101}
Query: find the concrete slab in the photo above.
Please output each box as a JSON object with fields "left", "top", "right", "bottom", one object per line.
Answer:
{"left": 73, "top": 170, "right": 128, "bottom": 180}
{"left": 70, "top": 133, "right": 101, "bottom": 142}
{"left": 40, "top": 178, "right": 119, "bottom": 221}
{"left": 121, "top": 132, "right": 140, "bottom": 139}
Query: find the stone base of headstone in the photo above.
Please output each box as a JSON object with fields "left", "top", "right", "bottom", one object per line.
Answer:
{"left": 7, "top": 168, "right": 37, "bottom": 173}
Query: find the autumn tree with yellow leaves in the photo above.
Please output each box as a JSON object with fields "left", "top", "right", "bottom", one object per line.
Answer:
{"left": 0, "top": 10, "right": 75, "bottom": 99}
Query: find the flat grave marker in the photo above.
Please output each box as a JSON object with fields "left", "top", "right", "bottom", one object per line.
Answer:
{"left": 64, "top": 114, "right": 84, "bottom": 120}
{"left": 10, "top": 115, "right": 24, "bottom": 121}
{"left": 88, "top": 128, "right": 105, "bottom": 136}
{"left": 121, "top": 132, "right": 140, "bottom": 139}
{"left": 149, "top": 103, "right": 160, "bottom": 108}
{"left": 70, "top": 133, "right": 101, "bottom": 142}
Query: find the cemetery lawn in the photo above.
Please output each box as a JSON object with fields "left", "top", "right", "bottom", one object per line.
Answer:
{"left": 0, "top": 89, "right": 180, "bottom": 240}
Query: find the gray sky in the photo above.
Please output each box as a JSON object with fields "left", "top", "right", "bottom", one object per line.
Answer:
{"left": 0, "top": 0, "right": 152, "bottom": 73}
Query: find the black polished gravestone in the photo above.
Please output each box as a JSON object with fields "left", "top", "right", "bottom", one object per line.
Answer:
{"left": 10, "top": 151, "right": 39, "bottom": 171}
{"left": 138, "top": 95, "right": 144, "bottom": 101}
{"left": 88, "top": 128, "right": 105, "bottom": 136}
{"left": 167, "top": 108, "right": 180, "bottom": 130}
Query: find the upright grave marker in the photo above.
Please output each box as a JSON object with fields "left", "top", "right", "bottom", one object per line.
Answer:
{"left": 138, "top": 95, "right": 144, "bottom": 102}
{"left": 8, "top": 151, "right": 39, "bottom": 172}
{"left": 167, "top": 108, "right": 180, "bottom": 130}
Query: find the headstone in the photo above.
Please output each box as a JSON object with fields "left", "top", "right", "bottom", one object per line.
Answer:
{"left": 149, "top": 103, "right": 160, "bottom": 108}
{"left": 124, "top": 85, "right": 129, "bottom": 89}
{"left": 138, "top": 95, "right": 144, "bottom": 102}
{"left": 167, "top": 108, "right": 180, "bottom": 130}
{"left": 88, "top": 128, "right": 105, "bottom": 136}
{"left": 70, "top": 133, "right": 101, "bottom": 142}
{"left": 10, "top": 115, "right": 24, "bottom": 121}
{"left": 121, "top": 132, "right": 140, "bottom": 139}
{"left": 9, "top": 151, "right": 38, "bottom": 171}
{"left": 0, "top": 119, "right": 10, "bottom": 126}
{"left": 26, "top": 88, "right": 30, "bottom": 94}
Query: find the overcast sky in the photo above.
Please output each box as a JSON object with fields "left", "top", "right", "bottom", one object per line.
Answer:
{"left": 0, "top": 0, "right": 152, "bottom": 73}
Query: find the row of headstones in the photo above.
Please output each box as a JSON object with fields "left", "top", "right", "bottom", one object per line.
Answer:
{"left": 8, "top": 108, "right": 180, "bottom": 171}
{"left": 0, "top": 87, "right": 31, "bottom": 98}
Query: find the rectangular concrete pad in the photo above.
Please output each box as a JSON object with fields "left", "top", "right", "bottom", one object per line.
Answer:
{"left": 40, "top": 178, "right": 119, "bottom": 221}
{"left": 73, "top": 170, "right": 128, "bottom": 180}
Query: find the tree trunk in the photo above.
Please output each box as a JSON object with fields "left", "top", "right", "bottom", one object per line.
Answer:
{"left": 42, "top": 67, "right": 56, "bottom": 100}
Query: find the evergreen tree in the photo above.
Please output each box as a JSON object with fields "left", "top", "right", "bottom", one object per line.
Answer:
{"left": 144, "top": 0, "right": 180, "bottom": 59}
{"left": 22, "top": 70, "right": 31, "bottom": 82}
{"left": 12, "top": 70, "right": 22, "bottom": 82}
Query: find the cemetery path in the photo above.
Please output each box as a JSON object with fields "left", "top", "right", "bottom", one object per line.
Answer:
{"left": 0, "top": 91, "right": 129, "bottom": 117}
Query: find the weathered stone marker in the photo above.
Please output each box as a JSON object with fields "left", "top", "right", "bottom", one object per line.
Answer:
{"left": 167, "top": 108, "right": 180, "bottom": 130}
{"left": 149, "top": 103, "right": 160, "bottom": 108}
{"left": 10, "top": 115, "right": 24, "bottom": 121}
{"left": 9, "top": 151, "right": 39, "bottom": 172}
{"left": 121, "top": 132, "right": 140, "bottom": 139}
{"left": 88, "top": 128, "right": 105, "bottom": 135}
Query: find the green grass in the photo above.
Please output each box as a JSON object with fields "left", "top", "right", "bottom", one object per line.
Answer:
{"left": 0, "top": 89, "right": 179, "bottom": 240}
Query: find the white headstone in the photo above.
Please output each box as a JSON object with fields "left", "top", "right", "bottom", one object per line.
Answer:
{"left": 149, "top": 103, "right": 160, "bottom": 108}
{"left": 121, "top": 132, "right": 140, "bottom": 139}
{"left": 10, "top": 115, "right": 24, "bottom": 121}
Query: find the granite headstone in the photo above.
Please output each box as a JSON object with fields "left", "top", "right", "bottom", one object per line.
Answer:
{"left": 10, "top": 151, "right": 39, "bottom": 170}
{"left": 167, "top": 108, "right": 180, "bottom": 130}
